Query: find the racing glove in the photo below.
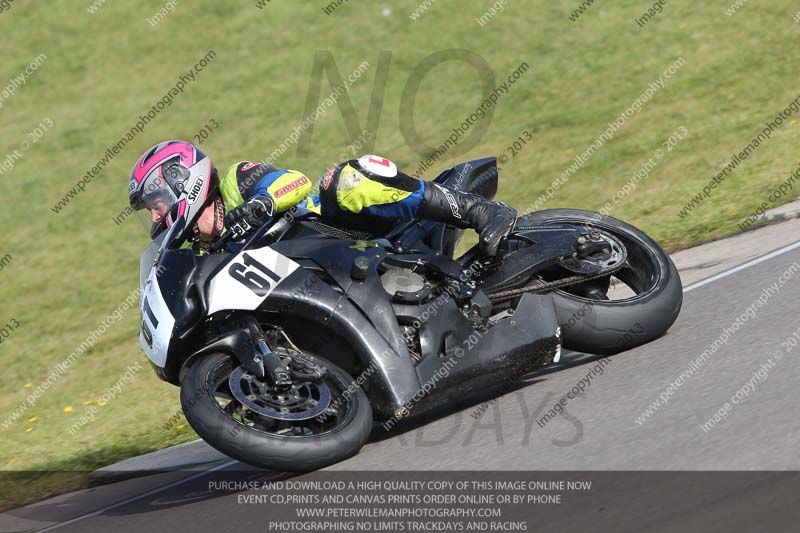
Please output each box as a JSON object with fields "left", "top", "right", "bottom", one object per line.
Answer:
{"left": 224, "top": 195, "right": 275, "bottom": 239}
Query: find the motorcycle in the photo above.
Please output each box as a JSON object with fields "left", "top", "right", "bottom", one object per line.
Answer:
{"left": 138, "top": 156, "right": 682, "bottom": 471}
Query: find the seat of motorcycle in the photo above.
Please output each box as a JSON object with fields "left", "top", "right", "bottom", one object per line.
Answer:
{"left": 432, "top": 156, "right": 498, "bottom": 201}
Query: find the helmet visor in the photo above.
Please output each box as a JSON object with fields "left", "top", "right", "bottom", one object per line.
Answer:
{"left": 134, "top": 187, "right": 178, "bottom": 213}
{"left": 131, "top": 164, "right": 179, "bottom": 209}
{"left": 133, "top": 186, "right": 177, "bottom": 239}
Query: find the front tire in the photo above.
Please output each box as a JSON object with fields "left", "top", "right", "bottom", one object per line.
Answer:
{"left": 181, "top": 352, "right": 372, "bottom": 472}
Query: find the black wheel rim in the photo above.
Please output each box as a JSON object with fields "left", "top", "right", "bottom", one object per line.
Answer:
{"left": 207, "top": 356, "right": 357, "bottom": 439}
{"left": 523, "top": 217, "right": 665, "bottom": 303}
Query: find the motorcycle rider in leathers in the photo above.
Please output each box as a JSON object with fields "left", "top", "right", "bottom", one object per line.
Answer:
{"left": 128, "top": 140, "right": 517, "bottom": 255}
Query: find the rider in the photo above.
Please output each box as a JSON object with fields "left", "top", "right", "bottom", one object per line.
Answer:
{"left": 128, "top": 140, "right": 517, "bottom": 255}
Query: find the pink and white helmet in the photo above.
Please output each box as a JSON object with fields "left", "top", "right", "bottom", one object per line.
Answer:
{"left": 128, "top": 140, "right": 217, "bottom": 234}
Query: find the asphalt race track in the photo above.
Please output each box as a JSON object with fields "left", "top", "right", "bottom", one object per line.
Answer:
{"left": 3, "top": 231, "right": 800, "bottom": 532}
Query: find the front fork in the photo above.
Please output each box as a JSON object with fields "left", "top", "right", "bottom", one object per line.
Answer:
{"left": 237, "top": 316, "right": 327, "bottom": 388}
{"left": 242, "top": 316, "right": 291, "bottom": 386}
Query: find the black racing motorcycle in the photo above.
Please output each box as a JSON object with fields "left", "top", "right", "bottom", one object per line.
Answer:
{"left": 138, "top": 156, "right": 682, "bottom": 471}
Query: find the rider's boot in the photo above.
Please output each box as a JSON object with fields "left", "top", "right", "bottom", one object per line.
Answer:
{"left": 416, "top": 183, "right": 518, "bottom": 256}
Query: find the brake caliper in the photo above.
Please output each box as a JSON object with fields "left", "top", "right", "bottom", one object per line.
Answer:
{"left": 283, "top": 349, "right": 327, "bottom": 382}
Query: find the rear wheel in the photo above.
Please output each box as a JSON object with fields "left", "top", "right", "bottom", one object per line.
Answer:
{"left": 504, "top": 209, "right": 682, "bottom": 355}
{"left": 181, "top": 351, "right": 372, "bottom": 472}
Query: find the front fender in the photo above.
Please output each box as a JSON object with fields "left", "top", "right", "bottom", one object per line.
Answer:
{"left": 267, "top": 269, "right": 423, "bottom": 420}
{"left": 179, "top": 268, "right": 422, "bottom": 420}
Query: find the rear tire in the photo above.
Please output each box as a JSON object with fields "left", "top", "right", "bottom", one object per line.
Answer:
{"left": 512, "top": 209, "right": 682, "bottom": 355}
{"left": 181, "top": 353, "right": 372, "bottom": 472}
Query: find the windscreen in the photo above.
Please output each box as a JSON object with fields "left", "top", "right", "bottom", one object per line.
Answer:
{"left": 140, "top": 230, "right": 166, "bottom": 292}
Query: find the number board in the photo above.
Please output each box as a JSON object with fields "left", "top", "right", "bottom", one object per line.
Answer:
{"left": 207, "top": 247, "right": 300, "bottom": 315}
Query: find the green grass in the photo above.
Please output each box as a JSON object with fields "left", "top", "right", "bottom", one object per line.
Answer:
{"left": 2, "top": 0, "right": 800, "bottom": 509}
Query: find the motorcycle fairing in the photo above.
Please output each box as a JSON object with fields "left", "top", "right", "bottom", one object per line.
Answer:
{"left": 140, "top": 269, "right": 175, "bottom": 368}
{"left": 150, "top": 228, "right": 561, "bottom": 420}
{"left": 265, "top": 237, "right": 560, "bottom": 420}
{"left": 206, "top": 246, "right": 301, "bottom": 315}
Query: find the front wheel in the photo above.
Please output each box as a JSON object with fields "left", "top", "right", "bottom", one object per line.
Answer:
{"left": 181, "top": 351, "right": 372, "bottom": 472}
{"left": 508, "top": 209, "right": 683, "bottom": 355}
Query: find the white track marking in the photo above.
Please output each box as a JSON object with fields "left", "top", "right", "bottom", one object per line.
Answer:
{"left": 683, "top": 240, "right": 800, "bottom": 293}
{"left": 35, "top": 460, "right": 242, "bottom": 532}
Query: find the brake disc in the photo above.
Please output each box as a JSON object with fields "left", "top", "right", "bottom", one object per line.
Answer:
{"left": 487, "top": 230, "right": 628, "bottom": 303}
{"left": 560, "top": 231, "right": 626, "bottom": 274}
{"left": 228, "top": 367, "right": 331, "bottom": 421}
